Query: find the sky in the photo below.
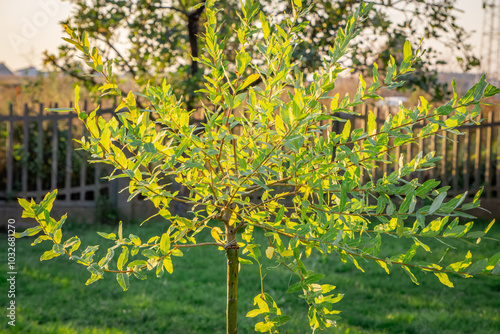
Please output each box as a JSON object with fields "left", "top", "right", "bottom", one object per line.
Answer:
{"left": 0, "top": 0, "right": 489, "bottom": 73}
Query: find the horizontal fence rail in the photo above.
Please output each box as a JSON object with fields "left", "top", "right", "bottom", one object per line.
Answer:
{"left": 1, "top": 101, "right": 500, "bottom": 220}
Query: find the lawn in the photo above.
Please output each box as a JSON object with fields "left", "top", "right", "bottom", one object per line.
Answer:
{"left": 1, "top": 219, "right": 499, "bottom": 334}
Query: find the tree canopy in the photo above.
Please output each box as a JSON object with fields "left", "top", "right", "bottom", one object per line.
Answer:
{"left": 47, "top": 0, "right": 478, "bottom": 103}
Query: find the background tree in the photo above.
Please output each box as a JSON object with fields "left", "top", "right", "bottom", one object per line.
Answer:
{"left": 46, "top": 0, "right": 478, "bottom": 105}
{"left": 19, "top": 1, "right": 500, "bottom": 333}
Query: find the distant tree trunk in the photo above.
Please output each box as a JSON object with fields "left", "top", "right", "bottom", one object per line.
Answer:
{"left": 186, "top": 0, "right": 206, "bottom": 111}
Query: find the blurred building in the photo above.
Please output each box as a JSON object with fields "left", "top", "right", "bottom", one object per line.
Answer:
{"left": 0, "top": 62, "right": 14, "bottom": 76}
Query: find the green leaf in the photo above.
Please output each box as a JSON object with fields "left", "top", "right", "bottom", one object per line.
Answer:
{"left": 473, "top": 75, "right": 488, "bottom": 101}
{"left": 428, "top": 192, "right": 447, "bottom": 215}
{"left": 116, "top": 273, "right": 129, "bottom": 291}
{"left": 87, "top": 262, "right": 104, "bottom": 278}
{"left": 144, "top": 142, "right": 156, "bottom": 153}
{"left": 160, "top": 233, "right": 171, "bottom": 255}
{"left": 287, "top": 282, "right": 304, "bottom": 293}
{"left": 259, "top": 12, "right": 270, "bottom": 40}
{"left": 15, "top": 226, "right": 43, "bottom": 238}
{"left": 97, "top": 232, "right": 117, "bottom": 240}
{"left": 274, "top": 206, "right": 285, "bottom": 225}
{"left": 275, "top": 115, "right": 286, "bottom": 135}
{"left": 273, "top": 315, "right": 291, "bottom": 326}
{"left": 484, "top": 83, "right": 500, "bottom": 98}
{"left": 466, "top": 258, "right": 488, "bottom": 275}
{"left": 304, "top": 274, "right": 325, "bottom": 285}
{"left": 117, "top": 246, "right": 129, "bottom": 271}
{"left": 40, "top": 249, "right": 61, "bottom": 261}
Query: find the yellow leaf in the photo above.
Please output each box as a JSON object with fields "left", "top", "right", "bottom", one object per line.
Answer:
{"left": 211, "top": 227, "right": 223, "bottom": 243}
{"left": 376, "top": 260, "right": 390, "bottom": 274}
{"left": 434, "top": 272, "right": 454, "bottom": 288}
{"left": 265, "top": 246, "right": 275, "bottom": 259}
{"left": 159, "top": 233, "right": 170, "bottom": 255}
{"left": 111, "top": 145, "right": 127, "bottom": 168}
{"left": 255, "top": 321, "right": 274, "bottom": 332}
{"left": 280, "top": 250, "right": 293, "bottom": 257}
{"left": 330, "top": 93, "right": 339, "bottom": 111}
{"left": 240, "top": 73, "right": 260, "bottom": 91}
{"left": 341, "top": 120, "right": 351, "bottom": 141}
{"left": 275, "top": 115, "right": 286, "bottom": 136}
{"left": 163, "top": 256, "right": 173, "bottom": 274}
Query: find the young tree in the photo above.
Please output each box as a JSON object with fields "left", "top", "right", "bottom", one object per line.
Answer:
{"left": 18, "top": 1, "right": 500, "bottom": 333}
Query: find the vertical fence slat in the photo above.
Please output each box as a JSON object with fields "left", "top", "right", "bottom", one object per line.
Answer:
{"left": 474, "top": 115, "right": 482, "bottom": 190}
{"left": 80, "top": 100, "right": 88, "bottom": 201}
{"left": 452, "top": 133, "right": 459, "bottom": 195}
{"left": 395, "top": 145, "right": 401, "bottom": 173}
{"left": 417, "top": 122, "right": 424, "bottom": 181}
{"left": 6, "top": 103, "right": 14, "bottom": 196}
{"left": 440, "top": 132, "right": 447, "bottom": 186}
{"left": 65, "top": 106, "right": 73, "bottom": 202}
{"left": 36, "top": 103, "right": 44, "bottom": 200}
{"left": 51, "top": 103, "right": 59, "bottom": 191}
{"left": 94, "top": 104, "right": 101, "bottom": 202}
{"left": 360, "top": 105, "right": 367, "bottom": 184}
{"left": 94, "top": 164, "right": 101, "bottom": 202}
{"left": 485, "top": 112, "right": 493, "bottom": 198}
{"left": 464, "top": 128, "right": 470, "bottom": 192}
{"left": 406, "top": 142, "right": 412, "bottom": 180}
{"left": 21, "top": 104, "right": 29, "bottom": 196}
{"left": 430, "top": 132, "right": 437, "bottom": 180}
{"left": 497, "top": 115, "right": 500, "bottom": 196}
{"left": 371, "top": 107, "right": 379, "bottom": 180}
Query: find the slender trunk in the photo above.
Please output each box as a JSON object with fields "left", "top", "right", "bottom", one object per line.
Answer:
{"left": 226, "top": 246, "right": 239, "bottom": 334}
{"left": 225, "top": 220, "right": 239, "bottom": 334}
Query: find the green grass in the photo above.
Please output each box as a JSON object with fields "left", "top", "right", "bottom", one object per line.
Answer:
{"left": 1, "top": 220, "right": 499, "bottom": 334}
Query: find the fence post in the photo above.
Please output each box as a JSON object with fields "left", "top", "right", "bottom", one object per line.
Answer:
{"left": 440, "top": 131, "right": 447, "bottom": 187}
{"left": 452, "top": 133, "right": 459, "bottom": 195}
{"left": 485, "top": 112, "right": 494, "bottom": 198}
{"left": 51, "top": 103, "right": 59, "bottom": 192}
{"left": 474, "top": 115, "right": 482, "bottom": 190}
{"left": 497, "top": 112, "right": 500, "bottom": 197}
{"left": 36, "top": 103, "right": 44, "bottom": 201}
{"left": 65, "top": 103, "right": 73, "bottom": 202}
{"left": 463, "top": 128, "right": 470, "bottom": 191}
{"left": 80, "top": 100, "right": 88, "bottom": 201}
{"left": 21, "top": 104, "right": 29, "bottom": 197}
{"left": 6, "top": 103, "right": 14, "bottom": 197}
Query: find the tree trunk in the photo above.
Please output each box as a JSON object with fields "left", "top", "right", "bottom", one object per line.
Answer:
{"left": 226, "top": 246, "right": 239, "bottom": 334}
{"left": 225, "top": 221, "right": 239, "bottom": 334}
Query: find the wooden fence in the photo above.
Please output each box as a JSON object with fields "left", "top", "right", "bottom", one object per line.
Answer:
{"left": 1, "top": 102, "right": 106, "bottom": 202}
{"left": 0, "top": 101, "right": 151, "bottom": 225}
{"left": 332, "top": 105, "right": 500, "bottom": 200}
{"left": 1, "top": 101, "right": 500, "bottom": 224}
